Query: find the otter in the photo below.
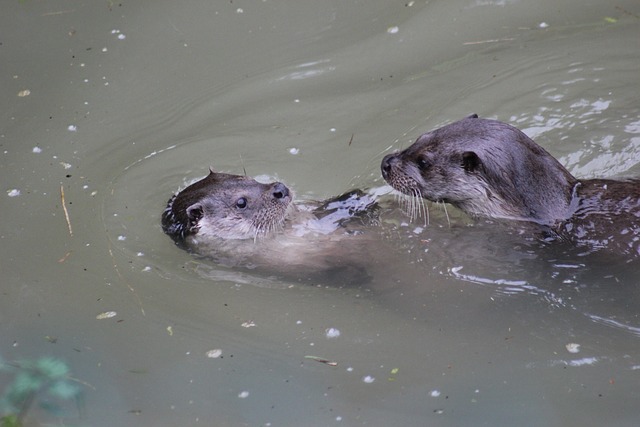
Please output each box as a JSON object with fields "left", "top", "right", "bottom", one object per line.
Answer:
{"left": 162, "top": 169, "right": 378, "bottom": 285}
{"left": 381, "top": 114, "right": 640, "bottom": 258}
{"left": 162, "top": 171, "right": 292, "bottom": 241}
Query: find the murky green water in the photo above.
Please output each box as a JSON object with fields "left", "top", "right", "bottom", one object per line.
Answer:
{"left": 2, "top": 1, "right": 640, "bottom": 425}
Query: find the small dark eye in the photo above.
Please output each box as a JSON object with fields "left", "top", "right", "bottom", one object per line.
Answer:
{"left": 236, "top": 197, "right": 247, "bottom": 209}
{"left": 417, "top": 156, "right": 431, "bottom": 170}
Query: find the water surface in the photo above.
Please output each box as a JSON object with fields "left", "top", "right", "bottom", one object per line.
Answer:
{"left": 2, "top": 1, "right": 640, "bottom": 425}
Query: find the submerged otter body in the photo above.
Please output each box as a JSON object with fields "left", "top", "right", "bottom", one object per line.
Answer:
{"left": 381, "top": 115, "right": 640, "bottom": 257}
{"left": 162, "top": 170, "right": 378, "bottom": 285}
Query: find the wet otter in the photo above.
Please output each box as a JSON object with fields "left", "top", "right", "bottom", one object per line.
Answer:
{"left": 381, "top": 115, "right": 640, "bottom": 257}
{"left": 162, "top": 169, "right": 378, "bottom": 285}
{"left": 162, "top": 171, "right": 292, "bottom": 241}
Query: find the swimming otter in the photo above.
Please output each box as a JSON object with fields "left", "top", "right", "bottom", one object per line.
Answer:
{"left": 162, "top": 171, "right": 292, "bottom": 241}
{"left": 162, "top": 169, "right": 378, "bottom": 285}
{"left": 381, "top": 115, "right": 640, "bottom": 257}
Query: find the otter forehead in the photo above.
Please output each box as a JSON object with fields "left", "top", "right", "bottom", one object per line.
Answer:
{"left": 193, "top": 174, "right": 268, "bottom": 196}
{"left": 407, "top": 117, "right": 531, "bottom": 156}
{"left": 202, "top": 178, "right": 278, "bottom": 203}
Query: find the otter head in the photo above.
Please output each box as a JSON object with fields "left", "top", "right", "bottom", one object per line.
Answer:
{"left": 162, "top": 169, "right": 291, "bottom": 241}
{"left": 381, "top": 114, "right": 577, "bottom": 225}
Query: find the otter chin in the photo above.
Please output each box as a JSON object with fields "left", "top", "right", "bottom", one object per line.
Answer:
{"left": 381, "top": 114, "right": 640, "bottom": 257}
{"left": 162, "top": 169, "right": 378, "bottom": 286}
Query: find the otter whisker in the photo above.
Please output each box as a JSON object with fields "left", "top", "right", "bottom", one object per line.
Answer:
{"left": 440, "top": 201, "right": 451, "bottom": 228}
{"left": 413, "top": 194, "right": 420, "bottom": 223}
{"left": 411, "top": 188, "right": 428, "bottom": 227}
{"left": 417, "top": 189, "right": 429, "bottom": 227}
{"left": 408, "top": 190, "right": 418, "bottom": 223}
{"left": 405, "top": 193, "right": 418, "bottom": 223}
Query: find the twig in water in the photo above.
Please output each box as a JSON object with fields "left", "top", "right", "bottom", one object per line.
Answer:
{"left": 60, "top": 185, "right": 73, "bottom": 236}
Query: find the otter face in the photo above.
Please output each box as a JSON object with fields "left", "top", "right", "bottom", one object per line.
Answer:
{"left": 162, "top": 171, "right": 291, "bottom": 241}
{"left": 381, "top": 115, "right": 490, "bottom": 208}
{"left": 381, "top": 115, "right": 576, "bottom": 223}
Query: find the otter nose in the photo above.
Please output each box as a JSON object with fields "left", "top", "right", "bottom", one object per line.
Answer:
{"left": 272, "top": 182, "right": 289, "bottom": 199}
{"left": 381, "top": 153, "right": 398, "bottom": 178}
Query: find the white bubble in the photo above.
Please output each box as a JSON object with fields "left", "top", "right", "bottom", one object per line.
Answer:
{"left": 566, "top": 343, "right": 581, "bottom": 353}
{"left": 206, "top": 349, "right": 222, "bottom": 358}
{"left": 325, "top": 327, "right": 341, "bottom": 338}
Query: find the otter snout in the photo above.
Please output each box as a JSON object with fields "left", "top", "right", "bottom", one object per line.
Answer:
{"left": 271, "top": 182, "right": 290, "bottom": 200}
{"left": 381, "top": 153, "right": 399, "bottom": 181}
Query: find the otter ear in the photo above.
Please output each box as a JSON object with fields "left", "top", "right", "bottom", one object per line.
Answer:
{"left": 462, "top": 151, "right": 481, "bottom": 172}
{"left": 466, "top": 113, "right": 479, "bottom": 119}
{"left": 186, "top": 202, "right": 204, "bottom": 226}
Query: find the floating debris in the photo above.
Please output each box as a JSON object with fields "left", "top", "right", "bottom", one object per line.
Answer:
{"left": 325, "top": 327, "right": 340, "bottom": 339}
{"left": 566, "top": 343, "right": 581, "bottom": 354}
{"left": 96, "top": 311, "right": 117, "bottom": 320}
{"left": 304, "top": 355, "right": 337, "bottom": 367}
{"left": 60, "top": 185, "right": 73, "bottom": 236}
{"left": 206, "top": 349, "right": 222, "bottom": 359}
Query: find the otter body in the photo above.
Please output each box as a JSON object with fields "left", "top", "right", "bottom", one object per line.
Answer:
{"left": 162, "top": 170, "right": 378, "bottom": 285}
{"left": 381, "top": 115, "right": 640, "bottom": 257}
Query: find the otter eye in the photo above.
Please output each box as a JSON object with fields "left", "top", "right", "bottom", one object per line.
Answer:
{"left": 417, "top": 156, "right": 431, "bottom": 170}
{"left": 236, "top": 197, "right": 248, "bottom": 209}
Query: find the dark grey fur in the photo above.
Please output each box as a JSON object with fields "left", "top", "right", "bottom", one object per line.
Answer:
{"left": 381, "top": 115, "right": 640, "bottom": 257}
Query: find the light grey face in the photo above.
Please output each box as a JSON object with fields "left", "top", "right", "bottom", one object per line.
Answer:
{"left": 162, "top": 171, "right": 292, "bottom": 241}
{"left": 187, "top": 177, "right": 291, "bottom": 240}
